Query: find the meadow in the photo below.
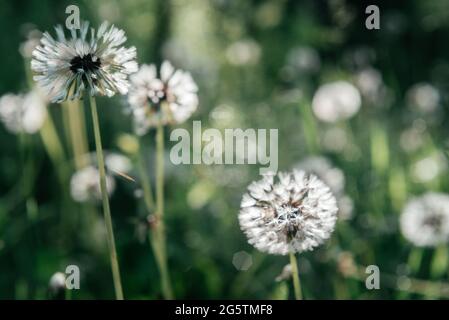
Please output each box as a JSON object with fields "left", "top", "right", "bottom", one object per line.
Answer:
{"left": 0, "top": 0, "right": 449, "bottom": 300}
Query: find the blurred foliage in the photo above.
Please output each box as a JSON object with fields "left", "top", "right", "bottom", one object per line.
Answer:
{"left": 1, "top": 0, "right": 449, "bottom": 299}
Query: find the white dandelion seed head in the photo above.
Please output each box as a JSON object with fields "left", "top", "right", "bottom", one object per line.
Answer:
{"left": 0, "top": 90, "right": 47, "bottom": 134}
{"left": 411, "top": 153, "right": 447, "bottom": 183}
{"left": 225, "top": 39, "right": 261, "bottom": 66}
{"left": 406, "top": 83, "right": 440, "bottom": 114}
{"left": 70, "top": 166, "right": 115, "bottom": 203}
{"left": 312, "top": 81, "right": 361, "bottom": 123}
{"left": 105, "top": 152, "right": 132, "bottom": 174}
{"left": 400, "top": 193, "right": 449, "bottom": 247}
{"left": 239, "top": 170, "right": 338, "bottom": 255}
{"left": 49, "top": 272, "right": 66, "bottom": 292}
{"left": 127, "top": 61, "right": 198, "bottom": 134}
{"left": 19, "top": 29, "right": 42, "bottom": 59}
{"left": 31, "top": 21, "right": 138, "bottom": 103}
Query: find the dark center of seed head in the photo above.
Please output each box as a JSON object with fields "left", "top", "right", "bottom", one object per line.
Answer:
{"left": 70, "top": 54, "right": 101, "bottom": 73}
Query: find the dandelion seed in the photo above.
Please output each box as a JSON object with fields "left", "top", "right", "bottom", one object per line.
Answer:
{"left": 400, "top": 192, "right": 449, "bottom": 247}
{"left": 70, "top": 165, "right": 115, "bottom": 203}
{"left": 0, "top": 90, "right": 47, "bottom": 134}
{"left": 31, "top": 21, "right": 137, "bottom": 103}
{"left": 239, "top": 170, "right": 338, "bottom": 255}
{"left": 127, "top": 61, "right": 198, "bottom": 135}
{"left": 312, "top": 81, "right": 361, "bottom": 123}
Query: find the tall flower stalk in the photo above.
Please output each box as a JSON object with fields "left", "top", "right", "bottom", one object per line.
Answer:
{"left": 127, "top": 62, "right": 199, "bottom": 299}
{"left": 89, "top": 96, "right": 124, "bottom": 300}
{"left": 31, "top": 20, "right": 137, "bottom": 299}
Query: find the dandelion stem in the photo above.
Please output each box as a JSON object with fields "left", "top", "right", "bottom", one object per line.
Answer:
{"left": 289, "top": 252, "right": 303, "bottom": 300}
{"left": 89, "top": 96, "right": 124, "bottom": 300}
{"left": 154, "top": 123, "right": 174, "bottom": 299}
{"left": 137, "top": 137, "right": 155, "bottom": 211}
{"left": 299, "top": 101, "right": 319, "bottom": 154}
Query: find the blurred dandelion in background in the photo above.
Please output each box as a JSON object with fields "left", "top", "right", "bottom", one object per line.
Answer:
{"left": 400, "top": 193, "right": 449, "bottom": 247}
{"left": 312, "top": 81, "right": 361, "bottom": 123}
{"left": 70, "top": 165, "right": 115, "bottom": 203}
{"left": 0, "top": 90, "right": 47, "bottom": 134}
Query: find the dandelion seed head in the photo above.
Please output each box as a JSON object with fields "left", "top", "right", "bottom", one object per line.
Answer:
{"left": 225, "top": 39, "right": 261, "bottom": 66}
{"left": 19, "top": 29, "right": 42, "bottom": 59}
{"left": 400, "top": 192, "right": 449, "bottom": 247}
{"left": 312, "top": 81, "right": 361, "bottom": 123}
{"left": 48, "top": 272, "right": 66, "bottom": 293}
{"left": 239, "top": 170, "right": 338, "bottom": 255}
{"left": 406, "top": 83, "right": 440, "bottom": 114}
{"left": 127, "top": 62, "right": 198, "bottom": 134}
{"left": 105, "top": 152, "right": 132, "bottom": 174}
{"left": 31, "top": 21, "right": 137, "bottom": 103}
{"left": 0, "top": 90, "right": 47, "bottom": 134}
{"left": 70, "top": 166, "right": 115, "bottom": 203}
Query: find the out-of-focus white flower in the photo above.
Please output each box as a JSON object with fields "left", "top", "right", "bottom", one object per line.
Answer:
{"left": 225, "top": 39, "right": 261, "bottom": 66}
{"left": 295, "top": 156, "right": 354, "bottom": 220}
{"left": 399, "top": 126, "right": 425, "bottom": 153}
{"left": 406, "top": 83, "right": 440, "bottom": 114}
{"left": 286, "top": 46, "right": 320, "bottom": 74}
{"left": 127, "top": 62, "right": 198, "bottom": 134}
{"left": 19, "top": 29, "right": 42, "bottom": 59}
{"left": 354, "top": 67, "right": 392, "bottom": 107}
{"left": 411, "top": 153, "right": 447, "bottom": 183}
{"left": 0, "top": 90, "right": 47, "bottom": 134}
{"left": 321, "top": 126, "right": 349, "bottom": 153}
{"left": 400, "top": 193, "right": 449, "bottom": 247}
{"left": 48, "top": 272, "right": 66, "bottom": 293}
{"left": 239, "top": 170, "right": 338, "bottom": 255}
{"left": 312, "top": 81, "right": 361, "bottom": 123}
{"left": 31, "top": 21, "right": 137, "bottom": 102}
{"left": 105, "top": 152, "right": 132, "bottom": 174}
{"left": 70, "top": 166, "right": 115, "bottom": 202}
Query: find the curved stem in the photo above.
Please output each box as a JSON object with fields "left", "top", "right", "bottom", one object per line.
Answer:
{"left": 289, "top": 252, "right": 303, "bottom": 300}
{"left": 89, "top": 96, "right": 124, "bottom": 300}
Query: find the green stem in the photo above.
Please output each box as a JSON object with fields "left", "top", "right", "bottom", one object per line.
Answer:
{"left": 299, "top": 101, "right": 319, "bottom": 154}
{"left": 89, "top": 96, "right": 124, "bottom": 300}
{"left": 154, "top": 123, "right": 174, "bottom": 299}
{"left": 289, "top": 252, "right": 302, "bottom": 300}
{"left": 137, "top": 137, "right": 155, "bottom": 211}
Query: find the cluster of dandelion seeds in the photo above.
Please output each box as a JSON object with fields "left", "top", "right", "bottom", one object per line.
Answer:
{"left": 400, "top": 192, "right": 449, "bottom": 247}
{"left": 239, "top": 170, "right": 338, "bottom": 255}
{"left": 127, "top": 61, "right": 198, "bottom": 134}
{"left": 31, "top": 21, "right": 138, "bottom": 102}
{"left": 0, "top": 89, "right": 47, "bottom": 134}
